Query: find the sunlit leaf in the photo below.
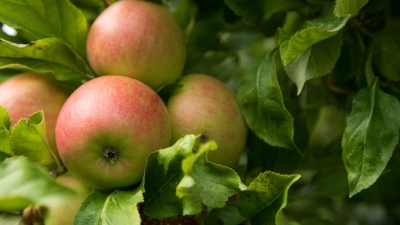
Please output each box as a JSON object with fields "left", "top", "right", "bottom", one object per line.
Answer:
{"left": 74, "top": 187, "right": 143, "bottom": 225}
{"left": 334, "top": 0, "right": 369, "bottom": 18}
{"left": 143, "top": 135, "right": 197, "bottom": 218}
{"left": 10, "top": 111, "right": 54, "bottom": 166}
{"left": 0, "top": 38, "right": 89, "bottom": 90}
{"left": 0, "top": 157, "right": 75, "bottom": 211}
{"left": 0, "top": 213, "right": 22, "bottom": 225}
{"left": 280, "top": 10, "right": 348, "bottom": 66}
{"left": 143, "top": 134, "right": 241, "bottom": 218}
{"left": 282, "top": 30, "right": 343, "bottom": 94}
{"left": 0, "top": 0, "right": 88, "bottom": 58}
{"left": 0, "top": 106, "right": 12, "bottom": 156}
{"left": 0, "top": 106, "right": 10, "bottom": 130}
{"left": 177, "top": 141, "right": 240, "bottom": 211}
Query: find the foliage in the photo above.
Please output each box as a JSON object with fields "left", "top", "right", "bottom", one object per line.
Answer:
{"left": 1, "top": 0, "right": 400, "bottom": 224}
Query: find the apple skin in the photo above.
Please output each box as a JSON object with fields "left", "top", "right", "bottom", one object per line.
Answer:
{"left": 86, "top": 0, "right": 186, "bottom": 90}
{"left": 166, "top": 74, "right": 248, "bottom": 169}
{"left": 44, "top": 172, "right": 92, "bottom": 225}
{"left": 56, "top": 76, "right": 171, "bottom": 190}
{"left": 0, "top": 73, "right": 68, "bottom": 160}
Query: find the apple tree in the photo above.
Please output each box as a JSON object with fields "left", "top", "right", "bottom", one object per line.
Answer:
{"left": 1, "top": 0, "right": 400, "bottom": 224}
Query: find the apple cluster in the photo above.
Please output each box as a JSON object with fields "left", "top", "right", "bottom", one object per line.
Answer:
{"left": 0, "top": 0, "right": 247, "bottom": 222}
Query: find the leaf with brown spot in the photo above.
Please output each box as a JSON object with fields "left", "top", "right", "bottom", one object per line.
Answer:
{"left": 0, "top": 0, "right": 88, "bottom": 58}
{"left": 0, "top": 38, "right": 90, "bottom": 91}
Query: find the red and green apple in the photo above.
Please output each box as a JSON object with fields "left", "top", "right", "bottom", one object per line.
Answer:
{"left": 0, "top": 73, "right": 68, "bottom": 161}
{"left": 86, "top": 0, "right": 186, "bottom": 90}
{"left": 166, "top": 74, "right": 248, "bottom": 169}
{"left": 55, "top": 76, "right": 171, "bottom": 190}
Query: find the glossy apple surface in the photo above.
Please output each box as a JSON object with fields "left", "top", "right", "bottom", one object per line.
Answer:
{"left": 56, "top": 76, "right": 171, "bottom": 190}
{"left": 0, "top": 73, "right": 68, "bottom": 160}
{"left": 87, "top": 0, "right": 186, "bottom": 90}
{"left": 167, "top": 74, "right": 248, "bottom": 169}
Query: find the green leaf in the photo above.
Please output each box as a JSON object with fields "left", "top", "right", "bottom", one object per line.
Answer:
{"left": 69, "top": 0, "right": 106, "bottom": 24}
{"left": 157, "top": 83, "right": 183, "bottom": 104}
{"left": 0, "top": 38, "right": 89, "bottom": 89}
{"left": 0, "top": 129, "right": 12, "bottom": 157}
{"left": 280, "top": 11, "right": 348, "bottom": 66}
{"left": 184, "top": 51, "right": 239, "bottom": 83}
{"left": 353, "top": 169, "right": 400, "bottom": 203}
{"left": 74, "top": 187, "right": 143, "bottom": 225}
{"left": 10, "top": 111, "right": 54, "bottom": 166}
{"left": 0, "top": 106, "right": 11, "bottom": 130}
{"left": 246, "top": 133, "right": 302, "bottom": 176}
{"left": 331, "top": 26, "right": 365, "bottom": 87}
{"left": 288, "top": 221, "right": 301, "bottom": 225}
{"left": 0, "top": 157, "right": 75, "bottom": 211}
{"left": 237, "top": 49, "right": 297, "bottom": 150}
{"left": 238, "top": 171, "right": 300, "bottom": 225}
{"left": 176, "top": 141, "right": 241, "bottom": 210}
{"left": 70, "top": 0, "right": 105, "bottom": 9}
{"left": 0, "top": 70, "right": 19, "bottom": 82}
{"left": 0, "top": 106, "right": 12, "bottom": 156}
{"left": 223, "top": 0, "right": 306, "bottom": 25}
{"left": 0, "top": 25, "right": 27, "bottom": 44}
{"left": 169, "top": 0, "right": 198, "bottom": 35}
{"left": 308, "top": 105, "right": 348, "bottom": 152}
{"left": 0, "top": 213, "right": 22, "bottom": 225}
{"left": 69, "top": 0, "right": 105, "bottom": 13}
{"left": 143, "top": 135, "right": 197, "bottom": 218}
{"left": 199, "top": 214, "right": 224, "bottom": 225}
{"left": 0, "top": 152, "right": 7, "bottom": 163}
{"left": 301, "top": 218, "right": 343, "bottom": 225}
{"left": 282, "top": 30, "right": 343, "bottom": 94}
{"left": 372, "top": 32, "right": 400, "bottom": 81}
{"left": 342, "top": 78, "right": 400, "bottom": 197}
{"left": 0, "top": 0, "right": 88, "bottom": 58}
{"left": 144, "top": 134, "right": 241, "bottom": 218}
{"left": 334, "top": 0, "right": 369, "bottom": 18}
{"left": 207, "top": 203, "right": 247, "bottom": 225}
{"left": 308, "top": 166, "right": 349, "bottom": 199}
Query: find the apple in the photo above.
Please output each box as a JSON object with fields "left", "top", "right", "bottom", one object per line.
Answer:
{"left": 56, "top": 76, "right": 171, "bottom": 190}
{"left": 0, "top": 73, "right": 68, "bottom": 161}
{"left": 44, "top": 172, "right": 92, "bottom": 225}
{"left": 86, "top": 0, "right": 186, "bottom": 90}
{"left": 166, "top": 74, "right": 248, "bottom": 169}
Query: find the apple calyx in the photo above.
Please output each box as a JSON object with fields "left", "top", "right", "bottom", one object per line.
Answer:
{"left": 103, "top": 147, "right": 119, "bottom": 165}
{"left": 200, "top": 134, "right": 208, "bottom": 143}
